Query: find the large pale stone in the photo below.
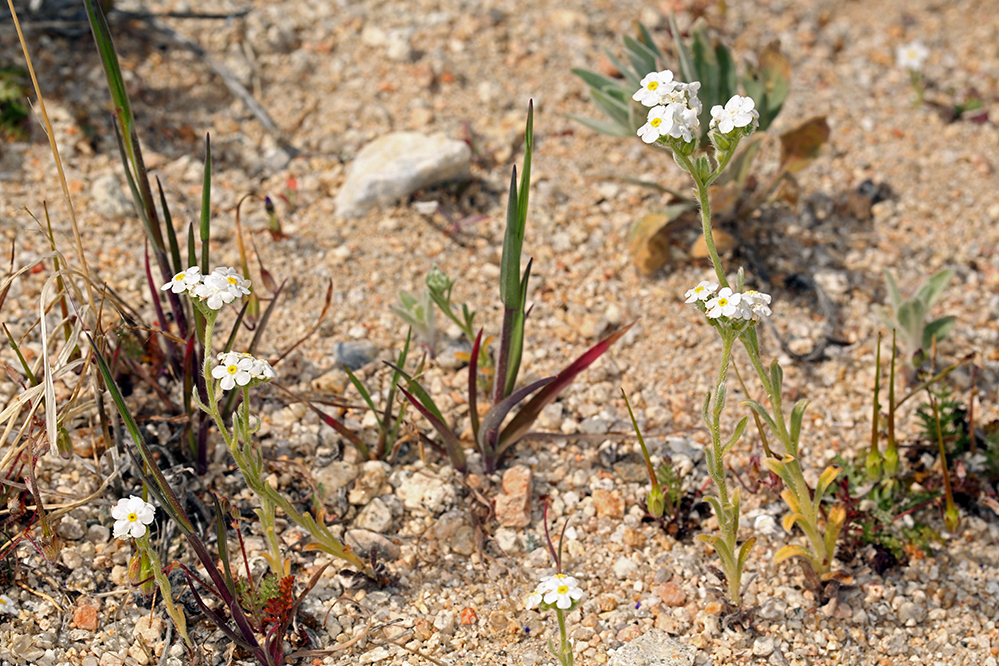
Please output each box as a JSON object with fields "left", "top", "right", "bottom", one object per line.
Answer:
{"left": 608, "top": 628, "right": 696, "bottom": 666}
{"left": 334, "top": 132, "right": 471, "bottom": 218}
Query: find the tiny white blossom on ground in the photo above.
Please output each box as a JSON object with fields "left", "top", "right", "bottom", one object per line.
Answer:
{"left": 897, "top": 41, "right": 929, "bottom": 71}
{"left": 705, "top": 287, "right": 743, "bottom": 319}
{"left": 213, "top": 351, "right": 276, "bottom": 391}
{"left": 710, "top": 95, "right": 759, "bottom": 134}
{"left": 160, "top": 266, "right": 202, "bottom": 294}
{"left": 525, "top": 585, "right": 544, "bottom": 610}
{"left": 542, "top": 573, "right": 584, "bottom": 610}
{"left": 633, "top": 70, "right": 676, "bottom": 107}
{"left": 0, "top": 594, "right": 16, "bottom": 615}
{"left": 685, "top": 281, "right": 719, "bottom": 303}
{"left": 638, "top": 105, "right": 671, "bottom": 144}
{"left": 112, "top": 495, "right": 156, "bottom": 539}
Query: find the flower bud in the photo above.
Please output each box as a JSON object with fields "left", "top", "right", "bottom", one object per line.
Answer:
{"left": 944, "top": 505, "right": 960, "bottom": 534}
{"left": 882, "top": 445, "right": 899, "bottom": 478}
{"left": 128, "top": 550, "right": 157, "bottom": 597}
{"left": 865, "top": 449, "right": 883, "bottom": 482}
{"left": 647, "top": 486, "right": 666, "bottom": 518}
{"left": 426, "top": 265, "right": 450, "bottom": 294}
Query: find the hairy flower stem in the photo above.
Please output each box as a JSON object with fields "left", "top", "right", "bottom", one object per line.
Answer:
{"left": 195, "top": 310, "right": 372, "bottom": 577}
{"left": 554, "top": 608, "right": 573, "bottom": 666}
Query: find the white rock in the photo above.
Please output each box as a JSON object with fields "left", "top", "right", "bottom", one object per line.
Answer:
{"left": 334, "top": 132, "right": 471, "bottom": 219}
{"left": 607, "top": 628, "right": 695, "bottom": 665}
{"left": 395, "top": 470, "right": 456, "bottom": 515}
{"left": 613, "top": 556, "right": 638, "bottom": 579}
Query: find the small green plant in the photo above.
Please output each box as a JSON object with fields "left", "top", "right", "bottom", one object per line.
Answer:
{"left": 0, "top": 66, "right": 30, "bottom": 141}
{"left": 397, "top": 103, "right": 630, "bottom": 474}
{"left": 623, "top": 59, "right": 846, "bottom": 604}
{"left": 572, "top": 15, "right": 829, "bottom": 275}
{"left": 878, "top": 267, "right": 955, "bottom": 368}
{"left": 525, "top": 507, "right": 583, "bottom": 666}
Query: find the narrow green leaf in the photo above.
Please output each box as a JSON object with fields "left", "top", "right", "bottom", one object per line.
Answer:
{"left": 479, "top": 377, "right": 554, "bottom": 458}
{"left": 571, "top": 67, "right": 623, "bottom": 93}
{"left": 922, "top": 316, "right": 956, "bottom": 350}
{"left": 504, "top": 259, "right": 532, "bottom": 397}
{"left": 343, "top": 365, "right": 381, "bottom": 429}
{"left": 789, "top": 399, "right": 809, "bottom": 449}
{"left": 398, "top": 386, "right": 465, "bottom": 471}
{"left": 883, "top": 269, "right": 902, "bottom": 313}
{"left": 770, "top": 359, "right": 783, "bottom": 395}
{"left": 589, "top": 87, "right": 633, "bottom": 130}
{"left": 638, "top": 22, "right": 665, "bottom": 60}
{"left": 565, "top": 113, "right": 633, "bottom": 137}
{"left": 721, "top": 416, "right": 749, "bottom": 456}
{"left": 917, "top": 268, "right": 954, "bottom": 307}
{"left": 743, "top": 399, "right": 779, "bottom": 439}
{"left": 468, "top": 330, "right": 482, "bottom": 443}
{"left": 602, "top": 49, "right": 642, "bottom": 90}
{"left": 497, "top": 323, "right": 632, "bottom": 454}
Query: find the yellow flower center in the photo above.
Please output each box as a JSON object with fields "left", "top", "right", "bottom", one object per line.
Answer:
{"left": 557, "top": 585, "right": 569, "bottom": 595}
{"left": 127, "top": 512, "right": 137, "bottom": 522}
{"left": 647, "top": 81, "right": 658, "bottom": 91}
{"left": 227, "top": 364, "right": 238, "bottom": 375}
{"left": 718, "top": 298, "right": 729, "bottom": 307}
{"left": 650, "top": 118, "right": 661, "bottom": 128}
{"left": 227, "top": 276, "right": 239, "bottom": 285}
{"left": 173, "top": 273, "right": 184, "bottom": 281}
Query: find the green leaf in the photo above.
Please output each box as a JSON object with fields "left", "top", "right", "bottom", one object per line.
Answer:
{"left": 623, "top": 35, "right": 659, "bottom": 76}
{"left": 916, "top": 268, "right": 954, "bottom": 307}
{"left": 479, "top": 377, "right": 554, "bottom": 458}
{"left": 721, "top": 416, "right": 749, "bottom": 457}
{"left": 736, "top": 537, "right": 757, "bottom": 574}
{"left": 504, "top": 259, "right": 532, "bottom": 396}
{"left": 565, "top": 113, "right": 633, "bottom": 137}
{"left": 638, "top": 22, "right": 665, "bottom": 60}
{"left": 343, "top": 365, "right": 381, "bottom": 430}
{"left": 199, "top": 134, "right": 212, "bottom": 273}
{"left": 922, "top": 316, "right": 956, "bottom": 350}
{"left": 589, "top": 86, "right": 634, "bottom": 129}
{"left": 668, "top": 11, "right": 697, "bottom": 84}
{"left": 398, "top": 386, "right": 465, "bottom": 471}
{"left": 757, "top": 41, "right": 791, "bottom": 128}
{"left": 789, "top": 399, "right": 809, "bottom": 449}
{"left": 498, "top": 323, "right": 632, "bottom": 454}
{"left": 883, "top": 269, "right": 902, "bottom": 314}
{"left": 602, "top": 49, "right": 643, "bottom": 90}
{"left": 744, "top": 399, "right": 779, "bottom": 440}
{"left": 769, "top": 359, "right": 784, "bottom": 395}
{"left": 571, "top": 67, "right": 624, "bottom": 93}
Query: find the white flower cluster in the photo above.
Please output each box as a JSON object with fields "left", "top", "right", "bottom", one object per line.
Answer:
{"left": 160, "top": 266, "right": 252, "bottom": 310}
{"left": 897, "top": 41, "right": 929, "bottom": 72}
{"left": 112, "top": 495, "right": 156, "bottom": 539}
{"left": 525, "top": 573, "right": 584, "bottom": 611}
{"left": 684, "top": 280, "right": 772, "bottom": 321}
{"left": 709, "top": 95, "right": 759, "bottom": 135}
{"left": 212, "top": 351, "right": 276, "bottom": 391}
{"left": 633, "top": 70, "right": 702, "bottom": 144}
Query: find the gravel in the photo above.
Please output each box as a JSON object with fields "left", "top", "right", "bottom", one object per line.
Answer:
{"left": 2, "top": 0, "right": 998, "bottom": 664}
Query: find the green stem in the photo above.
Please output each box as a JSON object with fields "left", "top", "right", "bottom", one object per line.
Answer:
{"left": 556, "top": 608, "right": 573, "bottom": 666}
{"left": 138, "top": 534, "right": 191, "bottom": 647}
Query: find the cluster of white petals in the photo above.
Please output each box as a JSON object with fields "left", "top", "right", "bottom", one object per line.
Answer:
{"left": 112, "top": 495, "right": 156, "bottom": 539}
{"left": 686, "top": 282, "right": 772, "bottom": 321}
{"left": 526, "top": 573, "right": 584, "bottom": 611}
{"left": 709, "top": 95, "right": 760, "bottom": 135}
{"left": 212, "top": 351, "right": 276, "bottom": 391}
{"left": 160, "top": 266, "right": 252, "bottom": 310}
{"left": 896, "top": 41, "right": 929, "bottom": 71}
{"left": 633, "top": 69, "right": 702, "bottom": 145}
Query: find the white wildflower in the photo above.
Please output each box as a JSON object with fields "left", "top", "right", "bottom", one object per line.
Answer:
{"left": 685, "top": 281, "right": 719, "bottom": 303}
{"left": 542, "top": 574, "right": 584, "bottom": 610}
{"left": 897, "top": 41, "right": 929, "bottom": 71}
{"left": 742, "top": 289, "right": 773, "bottom": 320}
{"left": 112, "top": 495, "right": 156, "bottom": 540}
{"left": 710, "top": 95, "right": 759, "bottom": 134}
{"left": 160, "top": 266, "right": 202, "bottom": 294}
{"left": 633, "top": 70, "right": 676, "bottom": 107}
{"left": 638, "top": 105, "right": 671, "bottom": 144}
{"left": 213, "top": 351, "right": 275, "bottom": 391}
{"left": 705, "top": 287, "right": 743, "bottom": 319}
{"left": 0, "top": 594, "right": 16, "bottom": 616}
